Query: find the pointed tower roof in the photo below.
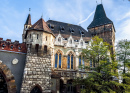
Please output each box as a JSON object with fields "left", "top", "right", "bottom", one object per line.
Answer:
{"left": 87, "top": 4, "right": 113, "bottom": 29}
{"left": 25, "top": 14, "right": 31, "bottom": 25}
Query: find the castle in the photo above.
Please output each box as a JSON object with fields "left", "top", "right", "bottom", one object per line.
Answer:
{"left": 0, "top": 4, "right": 115, "bottom": 93}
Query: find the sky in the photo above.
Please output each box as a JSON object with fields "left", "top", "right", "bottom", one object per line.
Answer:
{"left": 0, "top": 0, "right": 130, "bottom": 45}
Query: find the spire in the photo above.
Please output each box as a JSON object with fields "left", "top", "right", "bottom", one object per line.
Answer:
{"left": 87, "top": 4, "right": 112, "bottom": 29}
{"left": 25, "top": 13, "right": 31, "bottom": 25}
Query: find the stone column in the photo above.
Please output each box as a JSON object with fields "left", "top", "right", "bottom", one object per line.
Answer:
{"left": 75, "top": 56, "right": 79, "bottom": 70}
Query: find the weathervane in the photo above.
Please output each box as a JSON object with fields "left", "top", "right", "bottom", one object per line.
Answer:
{"left": 29, "top": 8, "right": 31, "bottom": 14}
{"left": 96, "top": 0, "right": 98, "bottom": 5}
{"left": 41, "top": 13, "right": 43, "bottom": 18}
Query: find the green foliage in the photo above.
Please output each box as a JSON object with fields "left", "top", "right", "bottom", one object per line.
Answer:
{"left": 74, "top": 36, "right": 125, "bottom": 93}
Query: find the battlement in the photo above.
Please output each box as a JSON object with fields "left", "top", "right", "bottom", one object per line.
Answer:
{"left": 0, "top": 38, "right": 27, "bottom": 53}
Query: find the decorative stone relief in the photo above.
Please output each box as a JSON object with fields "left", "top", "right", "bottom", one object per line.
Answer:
{"left": 12, "top": 58, "right": 18, "bottom": 65}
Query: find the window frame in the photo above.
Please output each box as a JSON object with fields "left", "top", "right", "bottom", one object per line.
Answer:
{"left": 54, "top": 50, "right": 62, "bottom": 68}
{"left": 67, "top": 52, "right": 74, "bottom": 69}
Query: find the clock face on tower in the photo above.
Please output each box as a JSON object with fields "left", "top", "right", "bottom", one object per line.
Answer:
{"left": 12, "top": 58, "right": 19, "bottom": 65}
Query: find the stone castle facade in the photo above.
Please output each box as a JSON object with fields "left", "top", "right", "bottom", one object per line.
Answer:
{"left": 0, "top": 4, "right": 115, "bottom": 93}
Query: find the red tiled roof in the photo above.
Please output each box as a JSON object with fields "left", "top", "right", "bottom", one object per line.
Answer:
{"left": 30, "top": 18, "right": 53, "bottom": 33}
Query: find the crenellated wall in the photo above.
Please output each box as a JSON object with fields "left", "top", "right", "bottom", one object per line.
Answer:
{"left": 0, "top": 38, "right": 27, "bottom": 53}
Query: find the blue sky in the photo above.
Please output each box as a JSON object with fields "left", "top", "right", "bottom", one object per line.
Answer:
{"left": 0, "top": 0, "right": 130, "bottom": 44}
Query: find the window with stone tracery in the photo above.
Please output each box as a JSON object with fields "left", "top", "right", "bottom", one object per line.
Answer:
{"left": 55, "top": 50, "right": 62, "bottom": 68}
{"left": 79, "top": 55, "right": 84, "bottom": 66}
{"left": 67, "top": 52, "right": 74, "bottom": 69}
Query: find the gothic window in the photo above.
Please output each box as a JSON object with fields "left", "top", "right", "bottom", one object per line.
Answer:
{"left": 67, "top": 52, "right": 74, "bottom": 69}
{"left": 90, "top": 60, "right": 92, "bottom": 67}
{"left": 90, "top": 59, "right": 95, "bottom": 68}
{"left": 55, "top": 51, "right": 62, "bottom": 68}
{"left": 79, "top": 55, "right": 84, "bottom": 69}
{"left": 30, "top": 86, "right": 42, "bottom": 93}
{"left": 44, "top": 45, "right": 47, "bottom": 54}
{"left": 80, "top": 85, "right": 85, "bottom": 89}
{"left": 67, "top": 80, "right": 75, "bottom": 93}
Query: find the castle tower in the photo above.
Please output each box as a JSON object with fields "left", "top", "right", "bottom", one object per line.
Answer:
{"left": 21, "top": 16, "right": 55, "bottom": 93}
{"left": 22, "top": 14, "right": 32, "bottom": 42}
{"left": 87, "top": 4, "right": 115, "bottom": 54}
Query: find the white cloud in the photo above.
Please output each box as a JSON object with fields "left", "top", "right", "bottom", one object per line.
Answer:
{"left": 116, "top": 12, "right": 130, "bottom": 21}
{"left": 78, "top": 11, "right": 95, "bottom": 25}
{"left": 116, "top": 19, "right": 130, "bottom": 43}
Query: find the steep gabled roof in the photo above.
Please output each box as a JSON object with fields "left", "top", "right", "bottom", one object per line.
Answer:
{"left": 30, "top": 18, "right": 53, "bottom": 33}
{"left": 47, "top": 20, "right": 91, "bottom": 42}
{"left": 25, "top": 18, "right": 55, "bottom": 39}
{"left": 87, "top": 4, "right": 113, "bottom": 29}
{"left": 25, "top": 14, "right": 31, "bottom": 25}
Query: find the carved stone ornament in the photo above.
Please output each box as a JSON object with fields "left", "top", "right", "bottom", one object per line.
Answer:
{"left": 12, "top": 58, "right": 18, "bottom": 65}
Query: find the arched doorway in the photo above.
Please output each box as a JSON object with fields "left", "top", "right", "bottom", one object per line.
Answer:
{"left": 0, "top": 61, "right": 16, "bottom": 93}
{"left": 0, "top": 71, "right": 8, "bottom": 93}
{"left": 30, "top": 86, "right": 42, "bottom": 93}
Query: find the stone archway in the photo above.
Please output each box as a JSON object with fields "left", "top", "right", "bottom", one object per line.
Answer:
{"left": 0, "top": 61, "right": 16, "bottom": 93}
{"left": 30, "top": 85, "right": 42, "bottom": 93}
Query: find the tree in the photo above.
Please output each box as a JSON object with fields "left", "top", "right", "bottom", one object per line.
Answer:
{"left": 116, "top": 39, "right": 130, "bottom": 75}
{"left": 116, "top": 39, "right": 130, "bottom": 91}
{"left": 74, "top": 36, "right": 125, "bottom": 93}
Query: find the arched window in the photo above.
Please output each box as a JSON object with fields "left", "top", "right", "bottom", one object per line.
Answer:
{"left": 69, "top": 39, "right": 72, "bottom": 44}
{"left": 2, "top": 44, "right": 5, "bottom": 48}
{"left": 30, "top": 86, "right": 42, "bottom": 93}
{"left": 10, "top": 45, "right": 13, "bottom": 49}
{"left": 79, "top": 55, "right": 84, "bottom": 66}
{"left": 67, "top": 52, "right": 74, "bottom": 69}
{"left": 44, "top": 45, "right": 47, "bottom": 54}
{"left": 55, "top": 51, "right": 62, "bottom": 68}
{"left": 58, "top": 37, "right": 61, "bottom": 42}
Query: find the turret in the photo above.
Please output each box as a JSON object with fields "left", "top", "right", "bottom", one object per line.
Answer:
{"left": 24, "top": 17, "right": 55, "bottom": 56}
{"left": 22, "top": 14, "right": 32, "bottom": 42}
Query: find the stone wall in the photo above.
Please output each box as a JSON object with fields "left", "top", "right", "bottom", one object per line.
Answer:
{"left": 21, "top": 55, "right": 51, "bottom": 93}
